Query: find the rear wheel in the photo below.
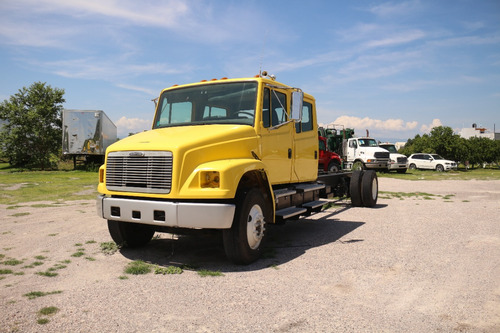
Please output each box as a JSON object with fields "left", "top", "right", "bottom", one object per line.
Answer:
{"left": 361, "top": 170, "right": 378, "bottom": 207}
{"left": 349, "top": 171, "right": 364, "bottom": 207}
{"left": 223, "top": 189, "right": 267, "bottom": 265}
{"left": 107, "top": 220, "right": 155, "bottom": 247}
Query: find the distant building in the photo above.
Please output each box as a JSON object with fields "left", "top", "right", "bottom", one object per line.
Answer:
{"left": 459, "top": 123, "right": 499, "bottom": 140}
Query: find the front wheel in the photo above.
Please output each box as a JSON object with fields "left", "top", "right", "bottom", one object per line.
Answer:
{"left": 397, "top": 169, "right": 407, "bottom": 174}
{"left": 436, "top": 164, "right": 444, "bottom": 172}
{"left": 352, "top": 161, "right": 365, "bottom": 171}
{"left": 328, "top": 161, "right": 340, "bottom": 173}
{"left": 409, "top": 163, "right": 416, "bottom": 170}
{"left": 107, "top": 220, "right": 155, "bottom": 247}
{"left": 223, "top": 189, "right": 267, "bottom": 265}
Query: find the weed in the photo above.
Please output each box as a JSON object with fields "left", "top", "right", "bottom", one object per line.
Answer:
{"left": 13, "top": 271, "right": 24, "bottom": 275}
{"left": 39, "top": 306, "right": 59, "bottom": 316}
{"left": 10, "top": 212, "right": 30, "bottom": 217}
{"left": 37, "top": 318, "right": 50, "bottom": 325}
{"left": 48, "top": 233, "right": 58, "bottom": 237}
{"left": 2, "top": 258, "right": 23, "bottom": 266}
{"left": 47, "top": 264, "right": 66, "bottom": 271}
{"left": 59, "top": 259, "right": 71, "bottom": 264}
{"left": 74, "top": 243, "right": 83, "bottom": 247}
{"left": 34, "top": 255, "right": 47, "bottom": 260}
{"left": 118, "top": 275, "right": 129, "bottom": 280}
{"left": 100, "top": 242, "right": 119, "bottom": 255}
{"left": 0, "top": 269, "right": 13, "bottom": 274}
{"left": 71, "top": 251, "right": 85, "bottom": 257}
{"left": 154, "top": 265, "right": 183, "bottom": 275}
{"left": 85, "top": 257, "right": 96, "bottom": 261}
{"left": 268, "top": 264, "right": 280, "bottom": 270}
{"left": 85, "top": 240, "right": 97, "bottom": 244}
{"left": 197, "top": 269, "right": 223, "bottom": 277}
{"left": 124, "top": 260, "right": 152, "bottom": 275}
{"left": 36, "top": 271, "right": 58, "bottom": 277}
{"left": 0, "top": 254, "right": 4, "bottom": 259}
{"left": 24, "top": 290, "right": 63, "bottom": 300}
{"left": 179, "top": 263, "right": 200, "bottom": 271}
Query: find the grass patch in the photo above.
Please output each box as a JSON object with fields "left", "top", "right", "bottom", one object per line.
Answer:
{"left": 0, "top": 269, "right": 13, "bottom": 274}
{"left": 379, "top": 191, "right": 455, "bottom": 201}
{"left": 36, "top": 271, "right": 58, "bottom": 277}
{"left": 71, "top": 251, "right": 85, "bottom": 257}
{"left": 118, "top": 275, "right": 129, "bottom": 280}
{"left": 154, "top": 265, "right": 183, "bottom": 275}
{"left": 39, "top": 306, "right": 59, "bottom": 316}
{"left": 2, "top": 258, "right": 23, "bottom": 266}
{"left": 10, "top": 212, "right": 30, "bottom": 217}
{"left": 24, "top": 290, "right": 63, "bottom": 300}
{"left": 85, "top": 240, "right": 97, "bottom": 244}
{"left": 85, "top": 257, "right": 96, "bottom": 261}
{"left": 37, "top": 318, "right": 50, "bottom": 325}
{"left": 34, "top": 255, "right": 47, "bottom": 260}
{"left": 379, "top": 168, "right": 500, "bottom": 181}
{"left": 100, "top": 242, "right": 119, "bottom": 255}
{"left": 0, "top": 170, "right": 98, "bottom": 205}
{"left": 124, "top": 260, "right": 152, "bottom": 275}
{"left": 197, "top": 269, "right": 224, "bottom": 277}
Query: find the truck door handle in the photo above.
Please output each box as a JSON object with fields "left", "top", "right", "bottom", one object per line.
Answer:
{"left": 288, "top": 148, "right": 292, "bottom": 159}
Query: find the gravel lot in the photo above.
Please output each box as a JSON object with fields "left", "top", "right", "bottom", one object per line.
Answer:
{"left": 1, "top": 178, "right": 499, "bottom": 333}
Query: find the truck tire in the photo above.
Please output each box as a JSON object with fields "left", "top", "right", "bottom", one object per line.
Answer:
{"left": 361, "top": 170, "right": 378, "bottom": 207}
{"left": 397, "top": 168, "right": 407, "bottom": 174}
{"left": 352, "top": 161, "right": 364, "bottom": 171}
{"left": 107, "top": 220, "right": 155, "bottom": 247}
{"left": 223, "top": 189, "right": 267, "bottom": 265}
{"left": 349, "top": 170, "right": 364, "bottom": 207}
{"left": 328, "top": 161, "right": 340, "bottom": 173}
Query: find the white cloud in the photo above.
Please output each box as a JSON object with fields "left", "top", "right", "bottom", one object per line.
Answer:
{"left": 115, "top": 116, "right": 151, "bottom": 137}
{"left": 368, "top": 1, "right": 421, "bottom": 17}
{"left": 365, "top": 30, "right": 426, "bottom": 48}
{"left": 420, "top": 119, "right": 442, "bottom": 133}
{"left": 322, "top": 115, "right": 418, "bottom": 132}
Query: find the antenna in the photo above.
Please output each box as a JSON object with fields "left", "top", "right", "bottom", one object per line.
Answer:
{"left": 259, "top": 29, "right": 269, "bottom": 76}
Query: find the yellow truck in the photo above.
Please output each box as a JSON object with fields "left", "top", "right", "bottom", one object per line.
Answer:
{"left": 96, "top": 73, "right": 379, "bottom": 264}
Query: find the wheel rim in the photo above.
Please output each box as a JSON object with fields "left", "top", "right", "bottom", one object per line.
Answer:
{"left": 247, "top": 204, "right": 265, "bottom": 250}
{"left": 371, "top": 177, "right": 378, "bottom": 200}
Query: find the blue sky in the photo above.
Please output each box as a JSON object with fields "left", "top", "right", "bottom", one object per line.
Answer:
{"left": 1, "top": 0, "right": 499, "bottom": 141}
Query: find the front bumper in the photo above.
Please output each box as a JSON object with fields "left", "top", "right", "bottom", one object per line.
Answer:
{"left": 97, "top": 195, "right": 235, "bottom": 229}
{"left": 389, "top": 163, "right": 408, "bottom": 170}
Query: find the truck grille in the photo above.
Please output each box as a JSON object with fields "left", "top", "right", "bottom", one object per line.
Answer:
{"left": 106, "top": 151, "right": 173, "bottom": 194}
{"left": 397, "top": 157, "right": 407, "bottom": 163}
{"left": 374, "top": 151, "right": 390, "bottom": 159}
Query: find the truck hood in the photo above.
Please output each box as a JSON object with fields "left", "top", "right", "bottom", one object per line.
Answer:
{"left": 108, "top": 125, "right": 257, "bottom": 152}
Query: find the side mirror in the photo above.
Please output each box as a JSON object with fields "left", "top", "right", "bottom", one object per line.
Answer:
{"left": 291, "top": 91, "right": 303, "bottom": 121}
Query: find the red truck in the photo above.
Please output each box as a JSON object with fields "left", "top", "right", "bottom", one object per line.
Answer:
{"left": 318, "top": 136, "right": 342, "bottom": 172}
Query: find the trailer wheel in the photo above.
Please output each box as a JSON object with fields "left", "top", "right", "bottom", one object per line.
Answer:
{"left": 107, "top": 220, "right": 155, "bottom": 247}
{"left": 223, "top": 189, "right": 267, "bottom": 265}
{"left": 349, "top": 170, "right": 364, "bottom": 207}
{"left": 361, "top": 170, "right": 378, "bottom": 207}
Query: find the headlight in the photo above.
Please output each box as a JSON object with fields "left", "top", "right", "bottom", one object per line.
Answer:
{"left": 201, "top": 171, "right": 220, "bottom": 188}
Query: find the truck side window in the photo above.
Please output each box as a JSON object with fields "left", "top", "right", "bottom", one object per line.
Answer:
{"left": 296, "top": 101, "right": 313, "bottom": 133}
{"left": 271, "top": 90, "right": 287, "bottom": 126}
{"left": 262, "top": 88, "right": 270, "bottom": 128}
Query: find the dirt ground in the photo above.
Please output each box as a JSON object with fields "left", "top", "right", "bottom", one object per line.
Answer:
{"left": 0, "top": 178, "right": 499, "bottom": 333}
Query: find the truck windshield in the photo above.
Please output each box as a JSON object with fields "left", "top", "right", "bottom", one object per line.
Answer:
{"left": 358, "top": 139, "right": 378, "bottom": 147}
{"left": 154, "top": 82, "right": 258, "bottom": 128}
{"left": 380, "top": 145, "right": 397, "bottom": 153}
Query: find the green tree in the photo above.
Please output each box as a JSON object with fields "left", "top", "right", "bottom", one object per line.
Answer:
{"left": 0, "top": 82, "right": 65, "bottom": 169}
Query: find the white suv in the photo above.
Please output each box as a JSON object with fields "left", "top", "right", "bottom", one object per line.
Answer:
{"left": 408, "top": 153, "right": 457, "bottom": 172}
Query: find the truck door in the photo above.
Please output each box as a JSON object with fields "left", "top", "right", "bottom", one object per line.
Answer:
{"left": 292, "top": 100, "right": 317, "bottom": 182}
{"left": 259, "top": 87, "right": 293, "bottom": 184}
{"left": 346, "top": 139, "right": 357, "bottom": 162}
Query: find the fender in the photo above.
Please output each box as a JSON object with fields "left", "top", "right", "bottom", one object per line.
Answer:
{"left": 179, "top": 158, "right": 271, "bottom": 199}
